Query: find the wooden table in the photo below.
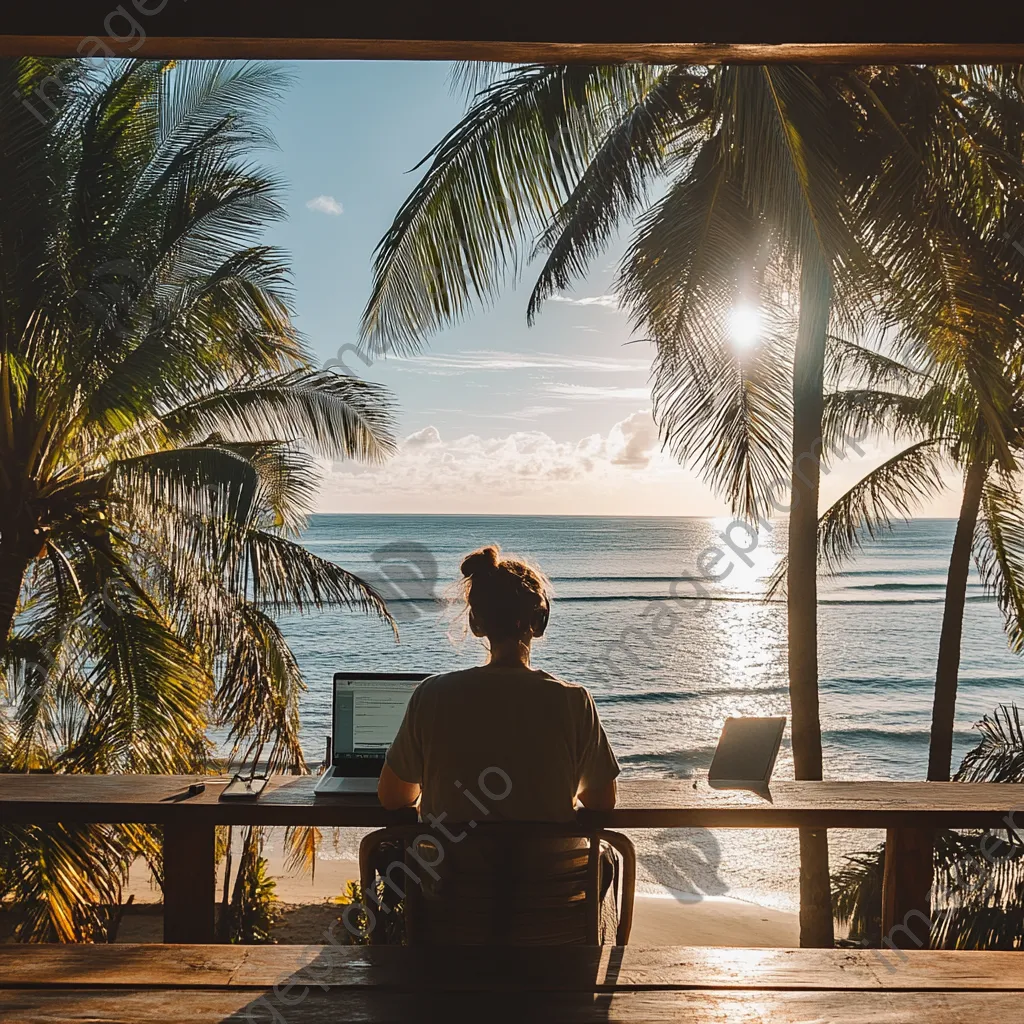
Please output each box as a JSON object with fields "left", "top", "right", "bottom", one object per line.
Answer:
{"left": 1, "top": 943, "right": 1022, "bottom": 1022}
{"left": 3, "top": 774, "right": 1022, "bottom": 944}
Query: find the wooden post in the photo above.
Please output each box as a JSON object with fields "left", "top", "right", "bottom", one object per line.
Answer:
{"left": 880, "top": 827, "right": 934, "bottom": 949}
{"left": 162, "top": 821, "right": 216, "bottom": 943}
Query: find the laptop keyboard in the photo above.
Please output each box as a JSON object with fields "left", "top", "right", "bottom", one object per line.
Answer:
{"left": 333, "top": 751, "right": 387, "bottom": 777}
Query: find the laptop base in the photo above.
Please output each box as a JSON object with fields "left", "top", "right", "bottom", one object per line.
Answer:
{"left": 314, "top": 766, "right": 379, "bottom": 795}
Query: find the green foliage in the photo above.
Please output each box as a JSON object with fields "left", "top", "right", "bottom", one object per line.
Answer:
{"left": 833, "top": 704, "right": 1024, "bottom": 950}
{"left": 334, "top": 878, "right": 405, "bottom": 945}
{"left": 0, "top": 57, "right": 398, "bottom": 941}
{"left": 956, "top": 704, "right": 1024, "bottom": 784}
{"left": 0, "top": 821, "right": 134, "bottom": 942}
{"left": 221, "top": 826, "right": 277, "bottom": 945}
{"left": 831, "top": 846, "right": 885, "bottom": 947}
{"left": 809, "top": 69, "right": 1024, "bottom": 659}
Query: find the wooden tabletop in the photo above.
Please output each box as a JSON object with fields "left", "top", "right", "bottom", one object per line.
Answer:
{"left": 1, "top": 944, "right": 1021, "bottom": 1023}
{"left": 1, "top": 773, "right": 1023, "bottom": 829}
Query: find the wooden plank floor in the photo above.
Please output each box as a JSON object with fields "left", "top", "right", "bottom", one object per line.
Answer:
{"left": 2, "top": 944, "right": 1023, "bottom": 991}
{"left": 1, "top": 945, "right": 1021, "bottom": 1023}
{"left": 1, "top": 988, "right": 1020, "bottom": 1023}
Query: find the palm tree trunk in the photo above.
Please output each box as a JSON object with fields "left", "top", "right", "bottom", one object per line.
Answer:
{"left": 787, "top": 242, "right": 835, "bottom": 948}
{"left": 891, "top": 456, "right": 987, "bottom": 941}
{"left": 0, "top": 544, "right": 31, "bottom": 657}
{"left": 928, "top": 456, "right": 987, "bottom": 782}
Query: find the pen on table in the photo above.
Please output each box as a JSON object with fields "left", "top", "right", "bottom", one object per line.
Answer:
{"left": 161, "top": 782, "right": 207, "bottom": 802}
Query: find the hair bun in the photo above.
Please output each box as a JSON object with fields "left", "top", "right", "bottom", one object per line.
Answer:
{"left": 461, "top": 545, "right": 500, "bottom": 579}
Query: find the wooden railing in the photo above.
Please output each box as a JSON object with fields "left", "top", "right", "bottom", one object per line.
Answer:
{"left": 2, "top": 774, "right": 1021, "bottom": 944}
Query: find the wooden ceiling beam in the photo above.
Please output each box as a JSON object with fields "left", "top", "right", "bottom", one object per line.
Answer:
{"left": 3, "top": 2, "right": 1024, "bottom": 62}
{"left": 5, "top": 38, "right": 1024, "bottom": 63}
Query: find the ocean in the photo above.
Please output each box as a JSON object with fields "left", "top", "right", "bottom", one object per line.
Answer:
{"left": 275, "top": 515, "right": 1024, "bottom": 912}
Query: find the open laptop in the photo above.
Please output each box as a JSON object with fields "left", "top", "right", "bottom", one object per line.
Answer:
{"left": 313, "top": 671, "right": 430, "bottom": 795}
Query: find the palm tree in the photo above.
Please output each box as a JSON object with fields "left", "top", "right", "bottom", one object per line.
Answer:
{"left": 819, "top": 356, "right": 1024, "bottom": 757}
{"left": 808, "top": 76, "right": 1024, "bottom": 921}
{"left": 358, "top": 62, "right": 966, "bottom": 945}
{"left": 810, "top": 329, "right": 1024, "bottom": 929}
{"left": 0, "top": 58, "right": 398, "bottom": 941}
{"left": 814, "top": 67, "right": 1024, "bottom": 788}
{"left": 834, "top": 704, "right": 1024, "bottom": 950}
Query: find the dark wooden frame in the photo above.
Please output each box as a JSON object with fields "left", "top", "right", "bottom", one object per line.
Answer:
{"left": 10, "top": 40, "right": 1024, "bottom": 62}
{"left": 2, "top": 10, "right": 1022, "bottom": 957}
{"left": 3, "top": 1, "right": 1024, "bottom": 62}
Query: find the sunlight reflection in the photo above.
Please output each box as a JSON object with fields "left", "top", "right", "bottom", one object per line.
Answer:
{"left": 708, "top": 516, "right": 782, "bottom": 595}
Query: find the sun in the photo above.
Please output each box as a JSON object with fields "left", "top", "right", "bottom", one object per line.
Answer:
{"left": 728, "top": 306, "right": 762, "bottom": 351}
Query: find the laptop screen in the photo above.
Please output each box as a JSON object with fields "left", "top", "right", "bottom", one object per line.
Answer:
{"left": 332, "top": 673, "right": 428, "bottom": 757}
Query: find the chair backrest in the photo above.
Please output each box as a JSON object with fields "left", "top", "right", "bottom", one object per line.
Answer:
{"left": 359, "top": 823, "right": 635, "bottom": 946}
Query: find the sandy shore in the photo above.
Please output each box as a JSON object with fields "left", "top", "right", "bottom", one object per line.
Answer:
{"left": 124, "top": 846, "right": 799, "bottom": 946}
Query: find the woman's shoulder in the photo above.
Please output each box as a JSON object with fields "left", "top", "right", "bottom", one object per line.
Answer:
{"left": 532, "top": 668, "right": 583, "bottom": 689}
{"left": 419, "top": 666, "right": 584, "bottom": 688}
{"left": 414, "top": 667, "right": 491, "bottom": 692}
{"left": 529, "top": 669, "right": 596, "bottom": 705}
{"left": 415, "top": 666, "right": 593, "bottom": 701}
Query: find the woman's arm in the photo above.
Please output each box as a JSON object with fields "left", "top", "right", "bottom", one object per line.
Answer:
{"left": 377, "top": 762, "right": 421, "bottom": 810}
{"left": 577, "top": 778, "right": 617, "bottom": 811}
{"left": 575, "top": 688, "right": 620, "bottom": 811}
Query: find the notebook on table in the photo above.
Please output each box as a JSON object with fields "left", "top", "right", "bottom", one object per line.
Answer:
{"left": 313, "top": 671, "right": 429, "bottom": 795}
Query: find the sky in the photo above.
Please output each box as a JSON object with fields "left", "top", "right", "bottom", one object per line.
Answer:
{"left": 258, "top": 61, "right": 963, "bottom": 518}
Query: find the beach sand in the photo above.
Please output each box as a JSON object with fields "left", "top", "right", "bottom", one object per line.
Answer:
{"left": 121, "top": 849, "right": 799, "bottom": 947}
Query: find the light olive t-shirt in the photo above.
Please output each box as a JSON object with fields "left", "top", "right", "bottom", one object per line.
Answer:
{"left": 385, "top": 666, "right": 620, "bottom": 824}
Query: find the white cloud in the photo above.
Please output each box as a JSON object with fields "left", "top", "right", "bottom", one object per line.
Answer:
{"left": 319, "top": 410, "right": 962, "bottom": 518}
{"left": 402, "top": 425, "right": 442, "bottom": 448}
{"left": 390, "top": 349, "right": 648, "bottom": 375}
{"left": 306, "top": 194, "right": 343, "bottom": 215}
{"left": 542, "top": 383, "right": 652, "bottom": 401}
{"left": 549, "top": 293, "right": 621, "bottom": 309}
{"left": 319, "top": 410, "right": 723, "bottom": 515}
{"left": 609, "top": 409, "right": 660, "bottom": 467}
{"left": 474, "top": 405, "right": 568, "bottom": 421}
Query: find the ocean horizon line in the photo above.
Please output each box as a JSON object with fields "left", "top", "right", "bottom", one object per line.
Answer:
{"left": 307, "top": 511, "right": 962, "bottom": 522}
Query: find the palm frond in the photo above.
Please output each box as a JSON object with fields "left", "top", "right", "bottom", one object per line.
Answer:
{"left": 283, "top": 824, "right": 322, "bottom": 880}
{"left": 831, "top": 843, "right": 884, "bottom": 945}
{"left": 360, "top": 64, "right": 656, "bottom": 353}
{"left": 526, "top": 67, "right": 708, "bottom": 323}
{"left": 619, "top": 139, "right": 758, "bottom": 347}
{"left": 956, "top": 704, "right": 1024, "bottom": 783}
{"left": 111, "top": 444, "right": 261, "bottom": 526}
{"left": 0, "top": 821, "right": 133, "bottom": 942}
{"left": 236, "top": 530, "right": 397, "bottom": 630}
{"left": 826, "top": 334, "right": 933, "bottom": 393}
{"left": 216, "top": 603, "right": 306, "bottom": 773}
{"left": 159, "top": 371, "right": 397, "bottom": 463}
{"left": 67, "top": 583, "right": 211, "bottom": 774}
{"left": 816, "top": 439, "right": 949, "bottom": 573}
{"left": 447, "top": 62, "right": 517, "bottom": 100}
{"left": 975, "top": 474, "right": 1024, "bottom": 652}
{"left": 651, "top": 305, "right": 794, "bottom": 522}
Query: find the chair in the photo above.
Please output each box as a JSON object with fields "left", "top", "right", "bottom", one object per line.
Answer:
{"left": 358, "top": 823, "right": 635, "bottom": 946}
